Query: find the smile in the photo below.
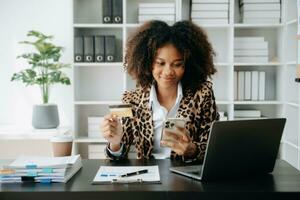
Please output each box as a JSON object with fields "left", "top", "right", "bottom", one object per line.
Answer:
{"left": 161, "top": 77, "right": 175, "bottom": 81}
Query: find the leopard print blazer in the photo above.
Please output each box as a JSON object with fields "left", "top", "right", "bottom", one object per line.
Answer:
{"left": 106, "top": 81, "right": 219, "bottom": 162}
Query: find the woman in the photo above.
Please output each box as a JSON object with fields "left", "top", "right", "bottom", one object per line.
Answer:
{"left": 101, "top": 20, "right": 219, "bottom": 163}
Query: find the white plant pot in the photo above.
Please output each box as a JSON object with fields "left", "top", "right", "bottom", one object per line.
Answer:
{"left": 32, "top": 104, "right": 60, "bottom": 129}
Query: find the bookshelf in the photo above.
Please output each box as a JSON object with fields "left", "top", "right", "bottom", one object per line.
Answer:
{"left": 72, "top": 0, "right": 300, "bottom": 168}
{"left": 281, "top": 0, "right": 300, "bottom": 170}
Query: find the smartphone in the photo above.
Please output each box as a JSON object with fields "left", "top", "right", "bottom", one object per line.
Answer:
{"left": 160, "top": 118, "right": 187, "bottom": 147}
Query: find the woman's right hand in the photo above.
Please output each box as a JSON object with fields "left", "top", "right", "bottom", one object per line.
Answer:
{"left": 100, "top": 114, "right": 123, "bottom": 151}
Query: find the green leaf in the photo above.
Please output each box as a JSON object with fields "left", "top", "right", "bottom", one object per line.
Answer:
{"left": 36, "top": 76, "right": 48, "bottom": 85}
{"left": 19, "top": 41, "right": 35, "bottom": 45}
{"left": 25, "top": 69, "right": 37, "bottom": 78}
{"left": 61, "top": 77, "right": 71, "bottom": 85}
{"left": 48, "top": 71, "right": 61, "bottom": 83}
{"left": 11, "top": 73, "right": 22, "bottom": 82}
{"left": 27, "top": 30, "right": 53, "bottom": 40}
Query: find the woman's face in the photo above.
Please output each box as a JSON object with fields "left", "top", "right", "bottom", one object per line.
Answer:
{"left": 152, "top": 43, "right": 185, "bottom": 90}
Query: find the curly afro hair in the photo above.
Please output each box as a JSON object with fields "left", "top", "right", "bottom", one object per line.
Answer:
{"left": 124, "top": 20, "right": 217, "bottom": 94}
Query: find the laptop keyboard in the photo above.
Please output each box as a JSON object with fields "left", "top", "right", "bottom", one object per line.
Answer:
{"left": 171, "top": 165, "right": 202, "bottom": 174}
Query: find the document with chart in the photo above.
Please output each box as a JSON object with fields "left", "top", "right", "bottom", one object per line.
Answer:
{"left": 92, "top": 165, "right": 161, "bottom": 184}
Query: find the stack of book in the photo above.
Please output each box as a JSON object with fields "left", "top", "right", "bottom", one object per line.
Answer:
{"left": 234, "top": 110, "right": 264, "bottom": 120}
{"left": 234, "top": 37, "right": 269, "bottom": 63}
{"left": 240, "top": 0, "right": 281, "bottom": 24}
{"left": 88, "top": 116, "right": 105, "bottom": 139}
{"left": 191, "top": 0, "right": 229, "bottom": 25}
{"left": 0, "top": 155, "right": 82, "bottom": 183}
{"left": 234, "top": 70, "right": 266, "bottom": 101}
{"left": 138, "top": 3, "right": 175, "bottom": 24}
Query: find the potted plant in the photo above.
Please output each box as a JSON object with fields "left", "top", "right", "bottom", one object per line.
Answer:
{"left": 11, "top": 30, "right": 70, "bottom": 129}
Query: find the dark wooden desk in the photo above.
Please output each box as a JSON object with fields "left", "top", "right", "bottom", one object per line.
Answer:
{"left": 1, "top": 159, "right": 300, "bottom": 200}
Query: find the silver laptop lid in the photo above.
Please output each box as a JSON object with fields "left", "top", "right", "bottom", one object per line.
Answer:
{"left": 200, "top": 118, "right": 286, "bottom": 181}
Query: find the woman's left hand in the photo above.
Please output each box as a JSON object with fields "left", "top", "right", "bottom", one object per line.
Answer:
{"left": 161, "top": 126, "right": 197, "bottom": 157}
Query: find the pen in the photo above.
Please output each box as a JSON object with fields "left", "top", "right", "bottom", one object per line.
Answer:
{"left": 120, "top": 169, "right": 148, "bottom": 177}
{"left": 112, "top": 178, "right": 143, "bottom": 183}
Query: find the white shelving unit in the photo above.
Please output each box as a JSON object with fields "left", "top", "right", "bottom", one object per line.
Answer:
{"left": 281, "top": 0, "right": 300, "bottom": 170}
{"left": 72, "top": 0, "right": 300, "bottom": 166}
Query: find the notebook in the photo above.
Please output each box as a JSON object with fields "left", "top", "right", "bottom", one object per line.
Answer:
{"left": 170, "top": 118, "right": 286, "bottom": 181}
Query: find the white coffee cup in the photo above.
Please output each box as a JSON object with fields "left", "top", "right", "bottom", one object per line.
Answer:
{"left": 50, "top": 135, "right": 73, "bottom": 157}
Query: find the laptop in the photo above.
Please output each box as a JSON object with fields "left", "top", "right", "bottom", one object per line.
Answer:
{"left": 169, "top": 118, "right": 286, "bottom": 181}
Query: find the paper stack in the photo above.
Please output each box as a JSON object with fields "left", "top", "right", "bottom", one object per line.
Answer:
{"left": 0, "top": 155, "right": 82, "bottom": 183}
{"left": 234, "top": 37, "right": 269, "bottom": 63}
{"left": 234, "top": 109, "right": 266, "bottom": 120}
{"left": 240, "top": 0, "right": 281, "bottom": 24}
{"left": 191, "top": 0, "right": 229, "bottom": 25}
{"left": 138, "top": 3, "right": 175, "bottom": 24}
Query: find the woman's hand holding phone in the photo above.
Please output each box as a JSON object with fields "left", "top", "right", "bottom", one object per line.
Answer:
{"left": 160, "top": 118, "right": 197, "bottom": 157}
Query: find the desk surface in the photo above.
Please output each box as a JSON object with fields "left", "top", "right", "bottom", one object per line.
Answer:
{"left": 1, "top": 159, "right": 300, "bottom": 200}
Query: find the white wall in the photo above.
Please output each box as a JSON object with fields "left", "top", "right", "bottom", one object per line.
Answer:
{"left": 0, "top": 0, "right": 73, "bottom": 127}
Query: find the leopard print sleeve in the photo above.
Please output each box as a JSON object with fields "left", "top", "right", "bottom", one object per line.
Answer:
{"left": 172, "top": 82, "right": 219, "bottom": 163}
{"left": 191, "top": 82, "right": 219, "bottom": 162}
{"left": 121, "top": 91, "right": 136, "bottom": 156}
{"left": 105, "top": 90, "right": 136, "bottom": 160}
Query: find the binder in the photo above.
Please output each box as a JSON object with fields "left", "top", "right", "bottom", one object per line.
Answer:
{"left": 237, "top": 71, "right": 245, "bottom": 100}
{"left": 105, "top": 35, "right": 116, "bottom": 62}
{"left": 296, "top": 64, "right": 300, "bottom": 82}
{"left": 244, "top": 71, "right": 251, "bottom": 100}
{"left": 259, "top": 71, "right": 266, "bottom": 100}
{"left": 94, "top": 36, "right": 105, "bottom": 62}
{"left": 234, "top": 71, "right": 238, "bottom": 100}
{"left": 103, "top": 0, "right": 112, "bottom": 23}
{"left": 251, "top": 71, "right": 259, "bottom": 101}
{"left": 112, "top": 0, "right": 123, "bottom": 23}
{"left": 83, "top": 36, "right": 94, "bottom": 62}
{"left": 74, "top": 36, "right": 84, "bottom": 62}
